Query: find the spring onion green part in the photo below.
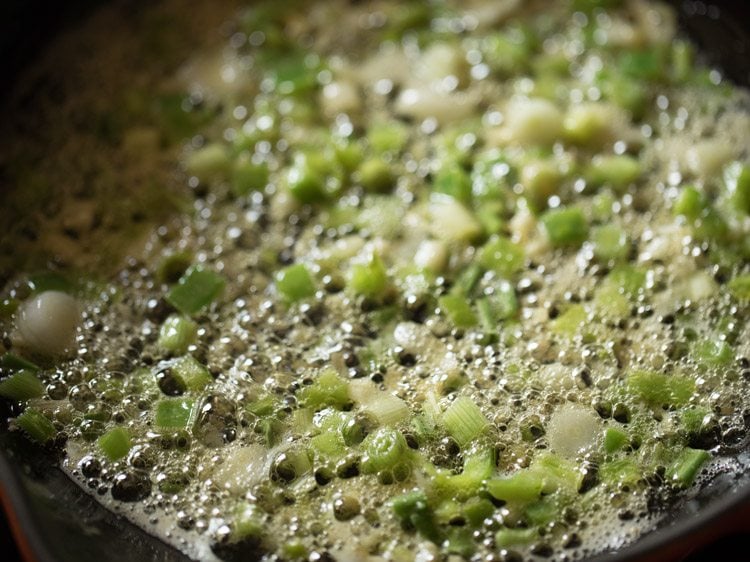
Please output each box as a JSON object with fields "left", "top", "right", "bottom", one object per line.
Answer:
{"left": 0, "top": 370, "right": 45, "bottom": 401}
{"left": 158, "top": 315, "right": 198, "bottom": 354}
{"left": 98, "top": 426, "right": 132, "bottom": 461}
{"left": 540, "top": 207, "right": 589, "bottom": 247}
{"left": 441, "top": 396, "right": 489, "bottom": 447}
{"left": 166, "top": 265, "right": 225, "bottom": 315}
{"left": 275, "top": 263, "right": 316, "bottom": 302}
{"left": 15, "top": 408, "right": 56, "bottom": 443}
{"left": 155, "top": 398, "right": 196, "bottom": 429}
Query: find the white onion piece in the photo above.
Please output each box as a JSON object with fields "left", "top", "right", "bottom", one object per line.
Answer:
{"left": 489, "top": 97, "right": 564, "bottom": 146}
{"left": 212, "top": 444, "right": 269, "bottom": 494}
{"left": 427, "top": 195, "right": 482, "bottom": 242}
{"left": 413, "top": 240, "right": 448, "bottom": 272}
{"left": 546, "top": 404, "right": 601, "bottom": 459}
{"left": 395, "top": 87, "right": 479, "bottom": 125}
{"left": 14, "top": 291, "right": 80, "bottom": 357}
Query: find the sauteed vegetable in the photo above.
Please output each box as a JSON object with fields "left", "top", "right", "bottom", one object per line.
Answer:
{"left": 1, "top": 0, "right": 750, "bottom": 561}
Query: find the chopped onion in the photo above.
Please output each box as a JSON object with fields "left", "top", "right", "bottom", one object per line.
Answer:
{"left": 546, "top": 404, "right": 601, "bottom": 459}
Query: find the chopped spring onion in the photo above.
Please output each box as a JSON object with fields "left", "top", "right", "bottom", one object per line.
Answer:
{"left": 724, "top": 161, "right": 750, "bottom": 215}
{"left": 540, "top": 207, "right": 588, "bottom": 247}
{"left": 157, "top": 315, "right": 198, "bottom": 354}
{"left": 603, "top": 427, "right": 628, "bottom": 454}
{"left": 0, "top": 353, "right": 39, "bottom": 372}
{"left": 232, "top": 157, "right": 269, "bottom": 197}
{"left": 171, "top": 356, "right": 212, "bottom": 391}
{"left": 692, "top": 339, "right": 734, "bottom": 368}
{"left": 477, "top": 236, "right": 524, "bottom": 277}
{"left": 15, "top": 408, "right": 57, "bottom": 443}
{"left": 591, "top": 224, "right": 629, "bottom": 262}
{"left": 363, "top": 393, "right": 410, "bottom": 426}
{"left": 487, "top": 470, "right": 545, "bottom": 504}
{"left": 432, "top": 162, "right": 472, "bottom": 204}
{"left": 495, "top": 528, "right": 537, "bottom": 548}
{"left": 155, "top": 398, "right": 196, "bottom": 429}
{"left": 727, "top": 274, "right": 750, "bottom": 301}
{"left": 626, "top": 370, "right": 695, "bottom": 407}
{"left": 98, "top": 426, "right": 132, "bottom": 461}
{"left": 275, "top": 263, "right": 316, "bottom": 302}
{"left": 348, "top": 254, "right": 388, "bottom": 299}
{"left": 297, "top": 369, "right": 350, "bottom": 411}
{"left": 361, "top": 427, "right": 409, "bottom": 474}
{"left": 441, "top": 396, "right": 489, "bottom": 447}
{"left": 391, "top": 491, "right": 443, "bottom": 544}
{"left": 438, "top": 294, "right": 477, "bottom": 329}
{"left": 667, "top": 448, "right": 710, "bottom": 487}
{"left": 166, "top": 265, "right": 225, "bottom": 315}
{"left": 357, "top": 158, "right": 394, "bottom": 193}
{"left": 599, "top": 458, "right": 642, "bottom": 487}
{"left": 585, "top": 155, "right": 641, "bottom": 191}
{"left": 0, "top": 370, "right": 45, "bottom": 401}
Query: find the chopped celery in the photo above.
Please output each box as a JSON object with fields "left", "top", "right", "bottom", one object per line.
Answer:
{"left": 155, "top": 398, "right": 196, "bottom": 429}
{"left": 438, "top": 294, "right": 477, "bottom": 329}
{"left": 626, "top": 370, "right": 695, "bottom": 407}
{"left": 172, "top": 356, "right": 212, "bottom": 391}
{"left": 541, "top": 207, "right": 588, "bottom": 247}
{"left": 478, "top": 236, "right": 524, "bottom": 276}
{"left": 591, "top": 224, "right": 629, "bottom": 262}
{"left": 275, "top": 263, "right": 316, "bottom": 302}
{"left": 167, "top": 265, "right": 225, "bottom": 315}
{"left": 297, "top": 369, "right": 350, "bottom": 410}
{"left": 0, "top": 370, "right": 44, "bottom": 401}
{"left": 433, "top": 163, "right": 472, "bottom": 204}
{"left": 348, "top": 254, "right": 388, "bottom": 299}
{"left": 361, "top": 427, "right": 409, "bottom": 474}
{"left": 15, "top": 408, "right": 56, "bottom": 443}
{"left": 358, "top": 158, "right": 394, "bottom": 193}
{"left": 667, "top": 448, "right": 710, "bottom": 487}
{"left": 158, "top": 315, "right": 198, "bottom": 354}
{"left": 585, "top": 155, "right": 641, "bottom": 191}
{"left": 603, "top": 427, "right": 628, "bottom": 454}
{"left": 441, "top": 396, "right": 489, "bottom": 447}
{"left": 98, "top": 426, "right": 132, "bottom": 461}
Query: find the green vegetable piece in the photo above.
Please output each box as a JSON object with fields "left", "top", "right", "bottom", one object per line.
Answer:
{"left": 674, "top": 186, "right": 704, "bottom": 220}
{"left": 0, "top": 370, "right": 45, "bottom": 401}
{"left": 441, "top": 396, "right": 489, "bottom": 447}
{"left": 524, "top": 498, "right": 559, "bottom": 526}
{"left": 680, "top": 407, "right": 710, "bottom": 436}
{"left": 603, "top": 427, "right": 628, "bottom": 453}
{"left": 626, "top": 370, "right": 695, "bottom": 407}
{"left": 521, "top": 159, "right": 562, "bottom": 211}
{"left": 275, "top": 263, "right": 316, "bottom": 302}
{"left": 358, "top": 158, "right": 394, "bottom": 193}
{"left": 485, "top": 280, "right": 519, "bottom": 322}
{"left": 667, "top": 448, "right": 710, "bottom": 487}
{"left": 478, "top": 236, "right": 524, "bottom": 276}
{"left": 282, "top": 541, "right": 308, "bottom": 560}
{"left": 585, "top": 155, "right": 641, "bottom": 191}
{"left": 433, "top": 163, "right": 472, "bottom": 204}
{"left": 286, "top": 152, "right": 337, "bottom": 204}
{"left": 619, "top": 48, "right": 665, "bottom": 81}
{"left": 671, "top": 40, "right": 694, "bottom": 83}
{"left": 158, "top": 315, "right": 198, "bottom": 354}
{"left": 348, "top": 254, "right": 388, "bottom": 299}
{"left": 391, "top": 491, "right": 444, "bottom": 544}
{"left": 185, "top": 143, "right": 230, "bottom": 182}
{"left": 298, "top": 369, "right": 350, "bottom": 411}
{"left": 487, "top": 470, "right": 545, "bottom": 503}
{"left": 495, "top": 528, "right": 537, "bottom": 548}
{"left": 603, "top": 265, "right": 647, "bottom": 297}
{"left": 28, "top": 271, "right": 74, "bottom": 294}
{"left": 310, "top": 432, "right": 346, "bottom": 460}
{"left": 15, "top": 408, "right": 56, "bottom": 443}
{"left": 171, "top": 356, "right": 212, "bottom": 391}
{"left": 155, "top": 398, "right": 196, "bottom": 429}
{"left": 599, "top": 458, "right": 642, "bottom": 487}
{"left": 247, "top": 395, "right": 278, "bottom": 418}
{"left": 462, "top": 497, "right": 495, "bottom": 528}
{"left": 452, "top": 263, "right": 483, "bottom": 297}
{"left": 446, "top": 527, "right": 475, "bottom": 557}
{"left": 157, "top": 251, "right": 193, "bottom": 284}
{"left": 541, "top": 207, "right": 588, "bottom": 247}
{"left": 598, "top": 71, "right": 649, "bottom": 117}
{"left": 0, "top": 353, "right": 39, "bottom": 372}
{"left": 692, "top": 339, "right": 734, "bottom": 368}
{"left": 333, "top": 140, "right": 364, "bottom": 173}
{"left": 481, "top": 31, "right": 531, "bottom": 75}
{"left": 231, "top": 157, "right": 269, "bottom": 197}
{"left": 438, "top": 294, "right": 477, "bottom": 329}
{"left": 531, "top": 453, "right": 583, "bottom": 493}
{"left": 361, "top": 427, "right": 409, "bottom": 474}
{"left": 591, "top": 224, "right": 629, "bottom": 262}
{"left": 728, "top": 274, "right": 750, "bottom": 301}
{"left": 98, "top": 426, "right": 132, "bottom": 461}
{"left": 723, "top": 161, "right": 750, "bottom": 215}
{"left": 167, "top": 265, "right": 225, "bottom": 315}
{"left": 367, "top": 121, "right": 409, "bottom": 154}
{"left": 232, "top": 503, "right": 265, "bottom": 542}
{"left": 550, "top": 304, "right": 587, "bottom": 337}
{"left": 436, "top": 448, "right": 495, "bottom": 499}
{"left": 593, "top": 283, "right": 631, "bottom": 321}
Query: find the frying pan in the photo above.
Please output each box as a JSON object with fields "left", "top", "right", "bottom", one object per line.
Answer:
{"left": 0, "top": 1, "right": 749, "bottom": 561}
